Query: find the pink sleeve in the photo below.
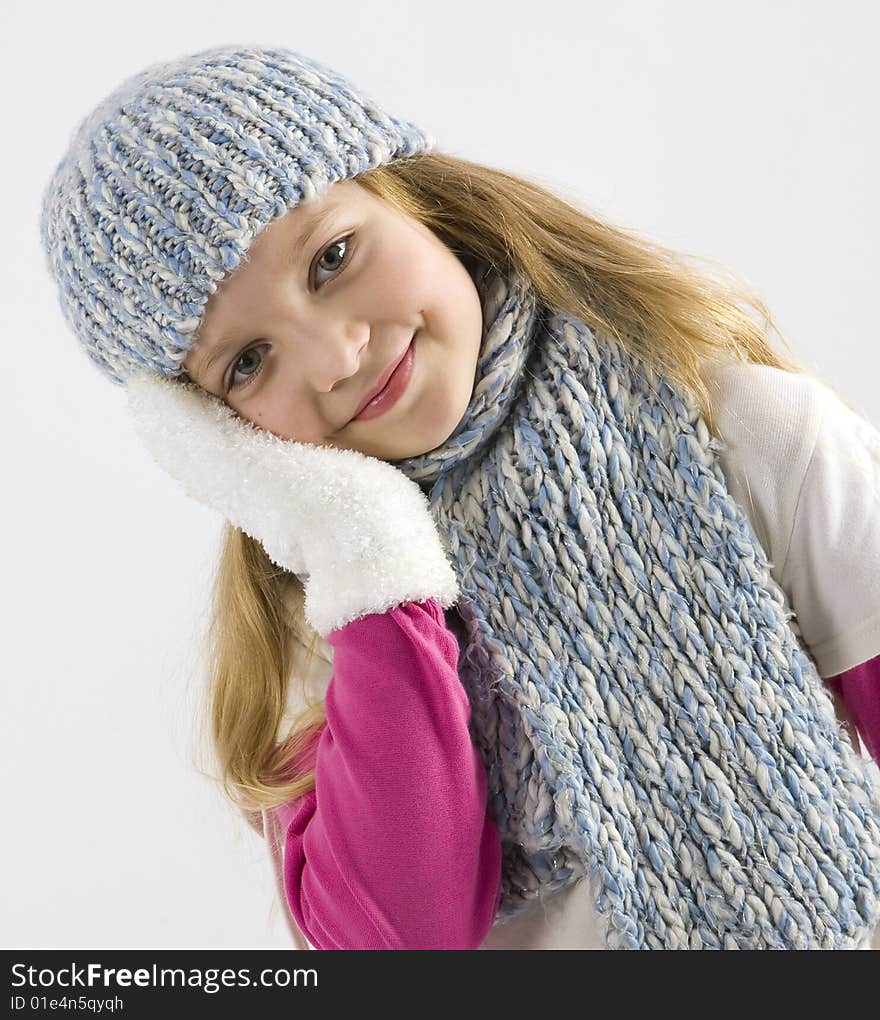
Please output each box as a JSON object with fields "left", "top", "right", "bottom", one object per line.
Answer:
{"left": 273, "top": 598, "right": 503, "bottom": 950}
{"left": 826, "top": 653, "right": 880, "bottom": 767}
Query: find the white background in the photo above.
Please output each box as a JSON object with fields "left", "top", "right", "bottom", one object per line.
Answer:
{"left": 4, "top": 0, "right": 878, "bottom": 947}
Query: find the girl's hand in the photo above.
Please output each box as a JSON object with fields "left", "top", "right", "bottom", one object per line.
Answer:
{"left": 125, "top": 371, "right": 460, "bottom": 637}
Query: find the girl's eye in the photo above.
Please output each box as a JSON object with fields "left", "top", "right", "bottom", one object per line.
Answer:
{"left": 226, "top": 343, "right": 269, "bottom": 392}
{"left": 312, "top": 234, "right": 353, "bottom": 287}
{"left": 224, "top": 234, "right": 354, "bottom": 393}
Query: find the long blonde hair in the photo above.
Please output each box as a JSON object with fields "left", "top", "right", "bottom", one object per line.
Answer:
{"left": 200, "top": 150, "right": 827, "bottom": 817}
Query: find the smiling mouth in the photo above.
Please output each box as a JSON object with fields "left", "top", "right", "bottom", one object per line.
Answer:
{"left": 348, "top": 333, "right": 417, "bottom": 424}
{"left": 352, "top": 343, "right": 410, "bottom": 420}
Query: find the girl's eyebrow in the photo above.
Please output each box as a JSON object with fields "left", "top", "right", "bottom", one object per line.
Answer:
{"left": 286, "top": 205, "right": 338, "bottom": 268}
{"left": 198, "top": 336, "right": 245, "bottom": 382}
{"left": 193, "top": 204, "right": 339, "bottom": 383}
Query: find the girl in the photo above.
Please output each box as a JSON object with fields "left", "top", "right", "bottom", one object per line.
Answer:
{"left": 39, "top": 43, "right": 880, "bottom": 950}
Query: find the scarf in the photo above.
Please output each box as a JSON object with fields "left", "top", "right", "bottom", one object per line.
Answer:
{"left": 390, "top": 261, "right": 880, "bottom": 949}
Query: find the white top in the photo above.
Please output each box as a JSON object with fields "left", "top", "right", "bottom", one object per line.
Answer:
{"left": 701, "top": 360, "right": 880, "bottom": 679}
{"left": 280, "top": 361, "right": 880, "bottom": 949}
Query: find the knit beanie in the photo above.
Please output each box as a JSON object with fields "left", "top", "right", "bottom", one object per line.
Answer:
{"left": 39, "top": 43, "right": 436, "bottom": 385}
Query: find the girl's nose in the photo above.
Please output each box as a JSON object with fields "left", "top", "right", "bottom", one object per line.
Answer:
{"left": 303, "top": 320, "right": 371, "bottom": 394}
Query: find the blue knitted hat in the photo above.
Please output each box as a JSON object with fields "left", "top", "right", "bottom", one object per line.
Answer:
{"left": 39, "top": 43, "right": 436, "bottom": 385}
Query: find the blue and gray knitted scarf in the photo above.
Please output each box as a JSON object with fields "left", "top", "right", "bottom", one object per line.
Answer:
{"left": 392, "top": 261, "right": 880, "bottom": 949}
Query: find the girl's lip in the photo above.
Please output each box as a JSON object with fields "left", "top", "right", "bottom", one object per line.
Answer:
{"left": 350, "top": 334, "right": 416, "bottom": 423}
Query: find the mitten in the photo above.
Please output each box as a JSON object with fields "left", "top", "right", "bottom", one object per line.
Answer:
{"left": 126, "top": 372, "right": 460, "bottom": 638}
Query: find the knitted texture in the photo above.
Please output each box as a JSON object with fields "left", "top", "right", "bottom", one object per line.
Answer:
{"left": 38, "top": 44, "right": 435, "bottom": 384}
{"left": 391, "top": 262, "right": 880, "bottom": 949}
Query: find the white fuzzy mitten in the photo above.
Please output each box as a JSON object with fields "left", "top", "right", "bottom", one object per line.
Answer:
{"left": 126, "top": 371, "right": 460, "bottom": 638}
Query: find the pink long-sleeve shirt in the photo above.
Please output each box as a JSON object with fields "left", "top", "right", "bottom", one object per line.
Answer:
{"left": 269, "top": 597, "right": 880, "bottom": 950}
{"left": 273, "top": 598, "right": 503, "bottom": 949}
{"left": 827, "top": 663, "right": 880, "bottom": 764}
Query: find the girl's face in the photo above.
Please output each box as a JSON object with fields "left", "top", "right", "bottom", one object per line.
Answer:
{"left": 183, "top": 179, "right": 484, "bottom": 459}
